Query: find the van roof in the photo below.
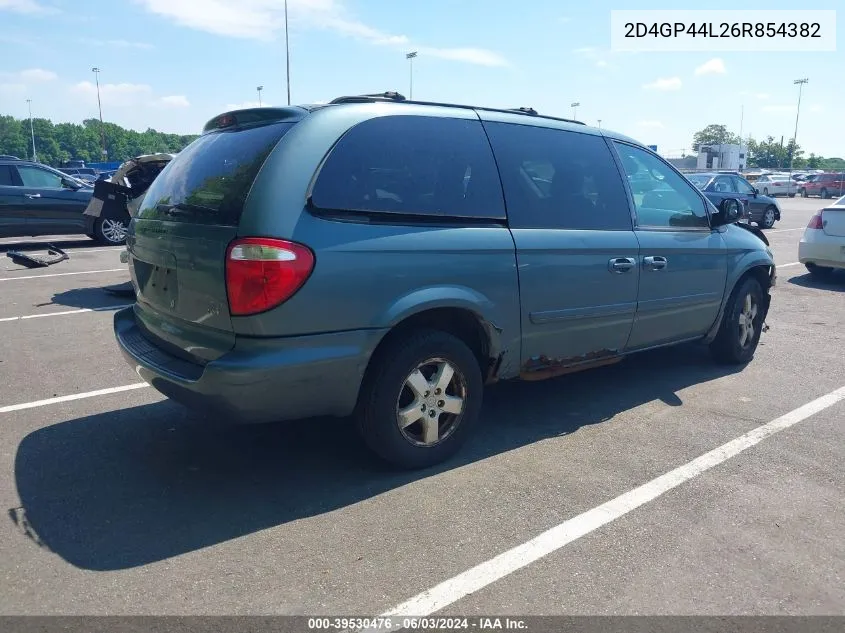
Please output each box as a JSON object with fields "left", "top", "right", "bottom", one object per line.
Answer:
{"left": 203, "top": 92, "right": 642, "bottom": 146}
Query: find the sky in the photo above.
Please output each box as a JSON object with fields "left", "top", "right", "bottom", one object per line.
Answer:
{"left": 0, "top": 0, "right": 842, "bottom": 157}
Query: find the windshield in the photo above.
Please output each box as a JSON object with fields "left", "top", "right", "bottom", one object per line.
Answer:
{"left": 685, "top": 174, "right": 712, "bottom": 189}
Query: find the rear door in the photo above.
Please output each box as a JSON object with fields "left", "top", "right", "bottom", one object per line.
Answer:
{"left": 0, "top": 164, "right": 28, "bottom": 237}
{"left": 732, "top": 176, "right": 766, "bottom": 217}
{"left": 129, "top": 116, "right": 298, "bottom": 363}
{"left": 612, "top": 142, "right": 728, "bottom": 349}
{"left": 13, "top": 164, "right": 90, "bottom": 234}
{"left": 482, "top": 119, "right": 639, "bottom": 369}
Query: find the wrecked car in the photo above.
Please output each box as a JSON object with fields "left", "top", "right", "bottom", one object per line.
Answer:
{"left": 82, "top": 153, "right": 174, "bottom": 246}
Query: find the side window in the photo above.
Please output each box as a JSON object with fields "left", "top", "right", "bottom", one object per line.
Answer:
{"left": 732, "top": 177, "right": 755, "bottom": 194}
{"left": 0, "top": 165, "right": 16, "bottom": 186}
{"left": 311, "top": 115, "right": 505, "bottom": 219}
{"left": 17, "top": 166, "right": 63, "bottom": 189}
{"left": 483, "top": 122, "right": 632, "bottom": 230}
{"left": 613, "top": 142, "right": 709, "bottom": 229}
{"left": 714, "top": 176, "right": 736, "bottom": 193}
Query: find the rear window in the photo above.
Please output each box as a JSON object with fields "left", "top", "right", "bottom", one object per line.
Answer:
{"left": 310, "top": 115, "right": 505, "bottom": 220}
{"left": 0, "top": 165, "right": 15, "bottom": 186}
{"left": 137, "top": 121, "right": 294, "bottom": 225}
{"left": 685, "top": 174, "right": 712, "bottom": 189}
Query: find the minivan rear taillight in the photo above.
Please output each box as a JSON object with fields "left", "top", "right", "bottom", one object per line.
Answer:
{"left": 806, "top": 213, "right": 824, "bottom": 230}
{"left": 225, "top": 238, "right": 315, "bottom": 316}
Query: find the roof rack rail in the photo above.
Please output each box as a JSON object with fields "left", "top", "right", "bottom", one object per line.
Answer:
{"left": 326, "top": 92, "right": 585, "bottom": 126}
{"left": 508, "top": 107, "right": 538, "bottom": 115}
{"left": 330, "top": 91, "right": 406, "bottom": 104}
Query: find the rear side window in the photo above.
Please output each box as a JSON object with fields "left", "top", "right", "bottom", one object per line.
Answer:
{"left": 310, "top": 115, "right": 505, "bottom": 220}
{"left": 17, "top": 165, "right": 63, "bottom": 188}
{"left": 0, "top": 165, "right": 15, "bottom": 186}
{"left": 482, "top": 122, "right": 632, "bottom": 230}
{"left": 137, "top": 121, "right": 294, "bottom": 225}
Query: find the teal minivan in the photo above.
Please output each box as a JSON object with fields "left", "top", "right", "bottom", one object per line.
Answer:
{"left": 114, "top": 92, "right": 776, "bottom": 469}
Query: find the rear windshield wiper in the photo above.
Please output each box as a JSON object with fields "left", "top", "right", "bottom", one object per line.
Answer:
{"left": 156, "top": 202, "right": 217, "bottom": 217}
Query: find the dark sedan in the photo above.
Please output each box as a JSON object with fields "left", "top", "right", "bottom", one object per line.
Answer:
{"left": 686, "top": 172, "right": 781, "bottom": 229}
{"left": 0, "top": 158, "right": 127, "bottom": 245}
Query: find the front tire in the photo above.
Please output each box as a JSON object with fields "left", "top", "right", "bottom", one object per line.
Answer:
{"left": 800, "top": 189, "right": 808, "bottom": 198}
{"left": 356, "top": 329, "right": 483, "bottom": 469}
{"left": 759, "top": 206, "right": 777, "bottom": 229}
{"left": 710, "top": 276, "right": 766, "bottom": 365}
{"left": 821, "top": 188, "right": 829, "bottom": 199}
{"left": 763, "top": 187, "right": 769, "bottom": 196}
{"left": 93, "top": 215, "right": 129, "bottom": 245}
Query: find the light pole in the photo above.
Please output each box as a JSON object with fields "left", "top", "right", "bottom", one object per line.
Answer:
{"left": 789, "top": 78, "right": 808, "bottom": 174}
{"left": 26, "top": 99, "right": 37, "bottom": 163}
{"left": 406, "top": 51, "right": 418, "bottom": 99}
{"left": 257, "top": 85, "right": 264, "bottom": 107}
{"left": 91, "top": 67, "right": 107, "bottom": 159}
{"left": 284, "top": 0, "right": 291, "bottom": 105}
{"left": 597, "top": 119, "right": 602, "bottom": 129}
{"left": 571, "top": 102, "right": 580, "bottom": 119}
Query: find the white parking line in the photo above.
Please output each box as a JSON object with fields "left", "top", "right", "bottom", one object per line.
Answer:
{"left": 776, "top": 262, "right": 801, "bottom": 268}
{"left": 0, "top": 383, "right": 149, "bottom": 414}
{"left": 767, "top": 228, "right": 804, "bottom": 233}
{"left": 373, "top": 385, "right": 845, "bottom": 622}
{"left": 0, "top": 304, "right": 131, "bottom": 323}
{"left": 0, "top": 268, "right": 125, "bottom": 281}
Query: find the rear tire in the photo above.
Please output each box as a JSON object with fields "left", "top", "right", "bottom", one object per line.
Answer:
{"left": 356, "top": 329, "right": 483, "bottom": 470}
{"left": 806, "top": 263, "right": 835, "bottom": 280}
{"left": 94, "top": 215, "right": 129, "bottom": 245}
{"left": 763, "top": 187, "right": 769, "bottom": 196}
{"left": 710, "top": 276, "right": 765, "bottom": 365}
{"left": 821, "top": 187, "right": 829, "bottom": 199}
{"left": 800, "top": 189, "right": 808, "bottom": 198}
{"left": 760, "top": 206, "right": 777, "bottom": 229}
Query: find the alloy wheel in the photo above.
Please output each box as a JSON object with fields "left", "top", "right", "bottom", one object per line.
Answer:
{"left": 395, "top": 357, "right": 467, "bottom": 447}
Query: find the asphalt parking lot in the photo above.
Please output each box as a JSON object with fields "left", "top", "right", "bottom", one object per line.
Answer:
{"left": 0, "top": 197, "right": 843, "bottom": 617}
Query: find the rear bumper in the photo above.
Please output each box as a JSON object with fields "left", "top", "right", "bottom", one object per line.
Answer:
{"left": 799, "top": 234, "right": 845, "bottom": 269}
{"left": 114, "top": 307, "right": 388, "bottom": 424}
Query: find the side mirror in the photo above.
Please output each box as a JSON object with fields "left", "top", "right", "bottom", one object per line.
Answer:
{"left": 62, "top": 177, "right": 81, "bottom": 190}
{"left": 752, "top": 188, "right": 759, "bottom": 196}
{"left": 713, "top": 198, "right": 744, "bottom": 226}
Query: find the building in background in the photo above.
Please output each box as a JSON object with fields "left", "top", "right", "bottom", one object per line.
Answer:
{"left": 696, "top": 143, "right": 748, "bottom": 171}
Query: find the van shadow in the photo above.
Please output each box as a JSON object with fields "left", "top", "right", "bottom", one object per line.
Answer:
{"left": 787, "top": 271, "right": 845, "bottom": 292}
{"left": 12, "top": 344, "right": 742, "bottom": 572}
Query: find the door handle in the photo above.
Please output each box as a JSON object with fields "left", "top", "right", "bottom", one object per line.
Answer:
{"left": 608, "top": 257, "right": 636, "bottom": 273}
{"left": 24, "top": 193, "right": 41, "bottom": 199}
{"left": 643, "top": 255, "right": 668, "bottom": 271}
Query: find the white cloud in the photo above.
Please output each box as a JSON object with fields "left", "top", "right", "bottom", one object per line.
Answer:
{"left": 694, "top": 58, "right": 726, "bottom": 76}
{"left": 756, "top": 93, "right": 770, "bottom": 100}
{"left": 595, "top": 60, "right": 608, "bottom": 68}
{"left": 574, "top": 47, "right": 612, "bottom": 70}
{"left": 135, "top": 0, "right": 507, "bottom": 67}
{"left": 643, "top": 77, "right": 682, "bottom": 91}
{"left": 224, "top": 101, "right": 264, "bottom": 110}
{"left": 19, "top": 68, "right": 57, "bottom": 82}
{"left": 762, "top": 105, "right": 795, "bottom": 113}
{"left": 637, "top": 120, "right": 664, "bottom": 129}
{"left": 0, "top": 0, "right": 56, "bottom": 14}
{"left": 156, "top": 95, "right": 190, "bottom": 108}
{"left": 417, "top": 46, "right": 508, "bottom": 67}
{"left": 0, "top": 83, "right": 27, "bottom": 98}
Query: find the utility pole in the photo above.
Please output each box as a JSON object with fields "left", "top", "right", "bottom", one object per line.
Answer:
{"left": 789, "top": 78, "right": 808, "bottom": 174}
{"left": 284, "top": 0, "right": 291, "bottom": 105}
{"left": 406, "top": 51, "right": 418, "bottom": 99}
{"left": 597, "top": 119, "right": 602, "bottom": 129}
{"left": 26, "top": 99, "right": 37, "bottom": 163}
{"left": 570, "top": 102, "right": 580, "bottom": 119}
{"left": 91, "top": 67, "right": 107, "bottom": 159}
{"left": 257, "top": 85, "right": 264, "bottom": 107}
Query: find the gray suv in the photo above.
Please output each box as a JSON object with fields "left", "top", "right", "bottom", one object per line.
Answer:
{"left": 114, "top": 93, "right": 776, "bottom": 469}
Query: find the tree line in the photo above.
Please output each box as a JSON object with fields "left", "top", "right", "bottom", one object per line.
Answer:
{"left": 0, "top": 115, "right": 198, "bottom": 167}
{"left": 691, "top": 124, "right": 845, "bottom": 171}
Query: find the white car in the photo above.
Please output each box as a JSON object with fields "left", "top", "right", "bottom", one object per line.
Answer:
{"left": 799, "top": 195, "right": 845, "bottom": 279}
{"left": 754, "top": 173, "right": 796, "bottom": 197}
